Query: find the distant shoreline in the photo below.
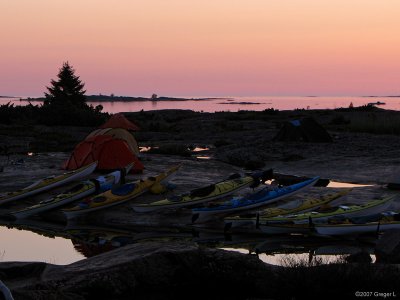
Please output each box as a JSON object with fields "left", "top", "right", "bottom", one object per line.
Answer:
{"left": 362, "top": 95, "right": 400, "bottom": 98}
{"left": 9, "top": 95, "right": 400, "bottom": 102}
{"left": 18, "top": 95, "right": 229, "bottom": 102}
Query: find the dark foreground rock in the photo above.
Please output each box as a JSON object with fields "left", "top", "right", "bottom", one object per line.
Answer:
{"left": 375, "top": 229, "right": 400, "bottom": 263}
{"left": 1, "top": 242, "right": 400, "bottom": 300}
{"left": 345, "top": 251, "right": 373, "bottom": 264}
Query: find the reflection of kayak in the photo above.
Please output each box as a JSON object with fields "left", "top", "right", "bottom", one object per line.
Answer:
{"left": 66, "top": 225, "right": 136, "bottom": 247}
{"left": 261, "top": 196, "right": 395, "bottom": 224}
{"left": 10, "top": 164, "right": 133, "bottom": 220}
{"left": 0, "top": 162, "right": 97, "bottom": 206}
{"left": 224, "top": 189, "right": 351, "bottom": 230}
{"left": 192, "top": 177, "right": 319, "bottom": 223}
{"left": 132, "top": 170, "right": 273, "bottom": 213}
{"left": 62, "top": 165, "right": 180, "bottom": 219}
{"left": 67, "top": 226, "right": 193, "bottom": 257}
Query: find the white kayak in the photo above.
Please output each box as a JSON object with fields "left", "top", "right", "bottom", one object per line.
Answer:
{"left": 314, "top": 212, "right": 400, "bottom": 236}
{"left": 315, "top": 221, "right": 400, "bottom": 236}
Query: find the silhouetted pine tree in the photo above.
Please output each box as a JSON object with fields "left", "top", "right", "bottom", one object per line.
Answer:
{"left": 39, "top": 62, "right": 107, "bottom": 126}
{"left": 44, "top": 62, "right": 87, "bottom": 107}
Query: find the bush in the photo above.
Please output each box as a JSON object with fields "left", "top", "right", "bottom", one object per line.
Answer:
{"left": 263, "top": 108, "right": 279, "bottom": 115}
{"left": 39, "top": 102, "right": 107, "bottom": 126}
{"left": 0, "top": 102, "right": 41, "bottom": 125}
{"left": 0, "top": 102, "right": 108, "bottom": 127}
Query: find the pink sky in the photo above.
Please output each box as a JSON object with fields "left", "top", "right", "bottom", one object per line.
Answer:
{"left": 1, "top": 0, "right": 400, "bottom": 97}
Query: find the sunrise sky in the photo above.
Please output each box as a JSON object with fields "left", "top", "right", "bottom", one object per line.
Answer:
{"left": 1, "top": 0, "right": 400, "bottom": 97}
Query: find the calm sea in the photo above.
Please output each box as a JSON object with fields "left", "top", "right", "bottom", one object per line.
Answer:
{"left": 1, "top": 96, "right": 399, "bottom": 113}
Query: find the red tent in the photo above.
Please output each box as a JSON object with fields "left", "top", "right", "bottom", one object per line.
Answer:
{"left": 63, "top": 135, "right": 144, "bottom": 173}
{"left": 99, "top": 113, "right": 140, "bottom": 131}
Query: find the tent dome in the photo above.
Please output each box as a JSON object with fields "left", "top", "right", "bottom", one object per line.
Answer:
{"left": 99, "top": 113, "right": 139, "bottom": 131}
{"left": 86, "top": 128, "right": 139, "bottom": 155}
{"left": 63, "top": 135, "right": 144, "bottom": 173}
{"left": 273, "top": 117, "right": 332, "bottom": 143}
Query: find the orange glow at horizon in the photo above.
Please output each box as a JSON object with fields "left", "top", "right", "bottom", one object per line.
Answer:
{"left": 1, "top": 0, "right": 400, "bottom": 96}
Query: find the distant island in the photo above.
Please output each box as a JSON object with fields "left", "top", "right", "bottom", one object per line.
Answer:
{"left": 19, "top": 95, "right": 226, "bottom": 102}
{"left": 218, "top": 101, "right": 262, "bottom": 105}
{"left": 362, "top": 95, "right": 400, "bottom": 98}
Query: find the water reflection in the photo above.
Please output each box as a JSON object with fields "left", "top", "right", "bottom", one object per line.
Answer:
{"left": 3, "top": 96, "right": 400, "bottom": 113}
{"left": 192, "top": 147, "right": 210, "bottom": 152}
{"left": 138, "top": 145, "right": 212, "bottom": 159}
{"left": 327, "top": 181, "right": 374, "bottom": 188}
{"left": 139, "top": 146, "right": 154, "bottom": 152}
{"left": 193, "top": 230, "right": 375, "bottom": 265}
{"left": 0, "top": 218, "right": 378, "bottom": 266}
{"left": 0, "top": 225, "right": 85, "bottom": 265}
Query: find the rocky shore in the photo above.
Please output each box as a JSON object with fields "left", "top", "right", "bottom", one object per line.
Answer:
{"left": 1, "top": 241, "right": 400, "bottom": 300}
{"left": 3, "top": 107, "right": 400, "bottom": 184}
{"left": 1, "top": 107, "right": 400, "bottom": 298}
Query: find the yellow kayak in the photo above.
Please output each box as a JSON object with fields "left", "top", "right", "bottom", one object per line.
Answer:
{"left": 62, "top": 165, "right": 180, "bottom": 219}
{"left": 224, "top": 189, "right": 351, "bottom": 229}
{"left": 10, "top": 163, "right": 133, "bottom": 220}
{"left": 262, "top": 196, "right": 395, "bottom": 224}
{"left": 132, "top": 169, "right": 274, "bottom": 212}
{"left": 0, "top": 162, "right": 97, "bottom": 206}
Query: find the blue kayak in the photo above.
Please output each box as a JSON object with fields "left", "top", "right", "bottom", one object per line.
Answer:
{"left": 192, "top": 177, "right": 319, "bottom": 223}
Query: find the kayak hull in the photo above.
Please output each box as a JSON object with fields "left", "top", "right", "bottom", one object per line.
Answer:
{"left": 224, "top": 189, "right": 351, "bottom": 229}
{"left": 62, "top": 165, "right": 180, "bottom": 219}
{"left": 264, "top": 197, "right": 395, "bottom": 224}
{"left": 0, "top": 162, "right": 97, "bottom": 206}
{"left": 9, "top": 166, "right": 132, "bottom": 220}
{"left": 132, "top": 176, "right": 255, "bottom": 213}
{"left": 258, "top": 223, "right": 311, "bottom": 235}
{"left": 193, "top": 177, "right": 319, "bottom": 223}
{"left": 315, "top": 221, "right": 400, "bottom": 236}
{"left": 11, "top": 186, "right": 95, "bottom": 220}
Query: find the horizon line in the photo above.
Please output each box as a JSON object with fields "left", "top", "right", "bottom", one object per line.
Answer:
{"left": 2, "top": 94, "right": 400, "bottom": 99}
